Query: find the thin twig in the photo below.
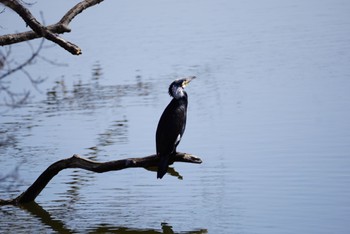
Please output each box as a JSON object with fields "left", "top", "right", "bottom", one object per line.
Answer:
{"left": 0, "top": 38, "right": 44, "bottom": 80}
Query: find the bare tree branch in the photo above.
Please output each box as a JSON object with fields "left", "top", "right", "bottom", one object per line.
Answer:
{"left": 0, "top": 152, "right": 202, "bottom": 205}
{"left": 0, "top": 0, "right": 104, "bottom": 55}
{"left": 0, "top": 38, "right": 44, "bottom": 80}
{"left": 59, "top": 0, "right": 103, "bottom": 26}
{"left": 0, "top": 38, "right": 47, "bottom": 107}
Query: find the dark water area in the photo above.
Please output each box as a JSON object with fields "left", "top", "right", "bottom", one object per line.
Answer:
{"left": 1, "top": 0, "right": 350, "bottom": 233}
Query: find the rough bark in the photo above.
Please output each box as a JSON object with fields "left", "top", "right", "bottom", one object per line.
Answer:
{"left": 0, "top": 152, "right": 202, "bottom": 205}
{"left": 0, "top": 0, "right": 104, "bottom": 55}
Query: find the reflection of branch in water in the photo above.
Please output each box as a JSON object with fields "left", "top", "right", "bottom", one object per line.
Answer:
{"left": 92, "top": 61, "right": 103, "bottom": 80}
{"left": 44, "top": 74, "right": 155, "bottom": 113}
{"left": 0, "top": 162, "right": 26, "bottom": 193}
{"left": 97, "top": 118, "right": 129, "bottom": 147}
{"left": 20, "top": 201, "right": 207, "bottom": 234}
{"left": 91, "top": 222, "right": 208, "bottom": 234}
{"left": 63, "top": 168, "right": 94, "bottom": 206}
{"left": 20, "top": 202, "right": 73, "bottom": 234}
{"left": 144, "top": 166, "right": 183, "bottom": 180}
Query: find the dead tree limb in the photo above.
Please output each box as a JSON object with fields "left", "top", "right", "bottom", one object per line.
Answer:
{"left": 0, "top": 152, "right": 202, "bottom": 205}
{"left": 0, "top": 0, "right": 104, "bottom": 55}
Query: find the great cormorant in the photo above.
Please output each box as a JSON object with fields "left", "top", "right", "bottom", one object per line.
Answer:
{"left": 156, "top": 76, "right": 196, "bottom": 179}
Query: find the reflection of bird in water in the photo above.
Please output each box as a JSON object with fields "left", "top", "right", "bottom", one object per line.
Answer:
{"left": 156, "top": 76, "right": 196, "bottom": 179}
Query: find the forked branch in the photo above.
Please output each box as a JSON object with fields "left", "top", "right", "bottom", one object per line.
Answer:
{"left": 0, "top": 152, "right": 202, "bottom": 205}
{"left": 0, "top": 0, "right": 104, "bottom": 55}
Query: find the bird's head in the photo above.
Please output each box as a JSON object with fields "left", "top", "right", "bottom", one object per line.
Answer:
{"left": 168, "top": 76, "right": 196, "bottom": 99}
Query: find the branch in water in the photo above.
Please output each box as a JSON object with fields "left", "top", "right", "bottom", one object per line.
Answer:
{"left": 0, "top": 152, "right": 202, "bottom": 205}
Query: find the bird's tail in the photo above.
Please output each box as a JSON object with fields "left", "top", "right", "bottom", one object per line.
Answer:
{"left": 157, "top": 155, "right": 169, "bottom": 179}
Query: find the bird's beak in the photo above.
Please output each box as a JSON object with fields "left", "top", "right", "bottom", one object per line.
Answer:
{"left": 182, "top": 76, "right": 196, "bottom": 87}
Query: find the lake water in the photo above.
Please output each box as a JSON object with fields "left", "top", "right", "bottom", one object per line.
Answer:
{"left": 1, "top": 0, "right": 350, "bottom": 233}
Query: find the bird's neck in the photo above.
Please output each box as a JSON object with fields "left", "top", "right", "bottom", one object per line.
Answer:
{"left": 171, "top": 87, "right": 187, "bottom": 99}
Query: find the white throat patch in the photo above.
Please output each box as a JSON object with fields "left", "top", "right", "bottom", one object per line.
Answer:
{"left": 172, "top": 86, "right": 185, "bottom": 99}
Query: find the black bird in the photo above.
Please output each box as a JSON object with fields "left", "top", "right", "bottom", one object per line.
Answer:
{"left": 156, "top": 76, "right": 196, "bottom": 179}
